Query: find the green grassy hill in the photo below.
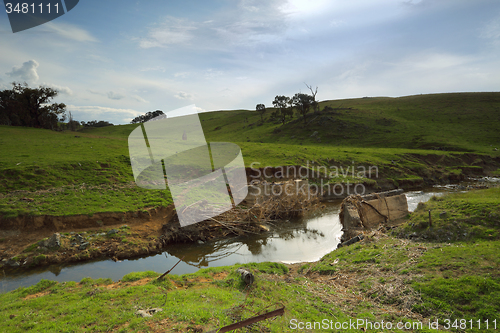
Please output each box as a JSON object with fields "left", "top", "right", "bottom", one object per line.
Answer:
{"left": 0, "top": 92, "right": 499, "bottom": 217}
{"left": 200, "top": 92, "right": 500, "bottom": 153}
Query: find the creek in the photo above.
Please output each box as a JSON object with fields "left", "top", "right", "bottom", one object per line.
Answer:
{"left": 1, "top": 177, "right": 498, "bottom": 293}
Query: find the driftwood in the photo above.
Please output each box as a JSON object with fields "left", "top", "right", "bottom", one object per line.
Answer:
{"left": 236, "top": 267, "right": 255, "bottom": 285}
{"left": 205, "top": 307, "right": 285, "bottom": 333}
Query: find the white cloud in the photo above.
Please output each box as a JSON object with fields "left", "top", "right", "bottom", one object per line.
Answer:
{"left": 140, "top": 66, "right": 166, "bottom": 72}
{"left": 139, "top": 17, "right": 196, "bottom": 48}
{"left": 319, "top": 50, "right": 499, "bottom": 100}
{"left": 107, "top": 91, "right": 126, "bottom": 100}
{"left": 66, "top": 105, "right": 143, "bottom": 123}
{"left": 174, "top": 72, "right": 190, "bottom": 78}
{"left": 204, "top": 69, "right": 224, "bottom": 78}
{"left": 280, "top": 0, "right": 333, "bottom": 17}
{"left": 138, "top": 1, "right": 289, "bottom": 50}
{"left": 480, "top": 14, "right": 500, "bottom": 48}
{"left": 395, "top": 52, "right": 472, "bottom": 72}
{"left": 482, "top": 18, "right": 500, "bottom": 39}
{"left": 89, "top": 89, "right": 148, "bottom": 103}
{"left": 132, "top": 95, "right": 149, "bottom": 103}
{"left": 174, "top": 91, "right": 194, "bottom": 100}
{"left": 43, "top": 22, "right": 98, "bottom": 42}
{"left": 6, "top": 60, "right": 39, "bottom": 83}
{"left": 42, "top": 82, "right": 73, "bottom": 95}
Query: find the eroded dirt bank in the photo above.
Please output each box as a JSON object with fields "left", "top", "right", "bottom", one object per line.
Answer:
{"left": 0, "top": 205, "right": 312, "bottom": 272}
{"left": 1, "top": 151, "right": 499, "bottom": 272}
{"left": 0, "top": 206, "right": 176, "bottom": 271}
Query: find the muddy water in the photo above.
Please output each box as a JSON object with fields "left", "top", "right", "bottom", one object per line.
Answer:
{"left": 1, "top": 177, "right": 498, "bottom": 293}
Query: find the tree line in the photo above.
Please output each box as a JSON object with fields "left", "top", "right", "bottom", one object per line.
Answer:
{"left": 1, "top": 81, "right": 320, "bottom": 132}
{"left": 256, "top": 84, "right": 319, "bottom": 125}
{"left": 0, "top": 82, "right": 66, "bottom": 130}
{"left": 130, "top": 110, "right": 165, "bottom": 124}
{"left": 0, "top": 82, "right": 116, "bottom": 131}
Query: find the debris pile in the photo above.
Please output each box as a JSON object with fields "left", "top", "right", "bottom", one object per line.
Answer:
{"left": 161, "top": 179, "right": 319, "bottom": 244}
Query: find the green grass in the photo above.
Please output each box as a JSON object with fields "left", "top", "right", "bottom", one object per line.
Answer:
{"left": 199, "top": 92, "right": 500, "bottom": 153}
{"left": 401, "top": 187, "right": 500, "bottom": 242}
{"left": 1, "top": 92, "right": 499, "bottom": 218}
{"left": 0, "top": 262, "right": 423, "bottom": 332}
{"left": 121, "top": 271, "right": 160, "bottom": 282}
{"left": 0, "top": 126, "right": 133, "bottom": 193}
{"left": 304, "top": 188, "right": 500, "bottom": 332}
{"left": 409, "top": 240, "right": 500, "bottom": 324}
{"left": 0, "top": 183, "right": 172, "bottom": 217}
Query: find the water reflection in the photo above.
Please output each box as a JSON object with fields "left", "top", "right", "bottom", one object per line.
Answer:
{"left": 165, "top": 239, "right": 246, "bottom": 268}
{"left": 48, "top": 265, "right": 62, "bottom": 276}
{"left": 164, "top": 217, "right": 332, "bottom": 269}
{"left": 2, "top": 177, "right": 496, "bottom": 293}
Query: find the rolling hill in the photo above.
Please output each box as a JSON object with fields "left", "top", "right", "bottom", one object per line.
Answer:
{"left": 0, "top": 92, "right": 499, "bottom": 217}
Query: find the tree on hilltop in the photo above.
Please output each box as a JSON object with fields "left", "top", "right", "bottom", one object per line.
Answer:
{"left": 272, "top": 95, "right": 292, "bottom": 125}
{"left": 292, "top": 93, "right": 314, "bottom": 125}
{"left": 256, "top": 103, "right": 266, "bottom": 122}
{"left": 81, "top": 120, "right": 114, "bottom": 128}
{"left": 305, "top": 83, "right": 319, "bottom": 113}
{"left": 131, "top": 110, "right": 165, "bottom": 124}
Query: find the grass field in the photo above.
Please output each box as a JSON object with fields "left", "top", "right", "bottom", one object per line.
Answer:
{"left": 1, "top": 188, "right": 499, "bottom": 332}
{"left": 0, "top": 92, "right": 499, "bottom": 217}
{"left": 1, "top": 93, "right": 499, "bottom": 331}
{"left": 200, "top": 92, "right": 500, "bottom": 153}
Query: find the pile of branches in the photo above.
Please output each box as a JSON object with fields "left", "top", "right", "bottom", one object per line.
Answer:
{"left": 232, "top": 180, "right": 319, "bottom": 223}
{"left": 161, "top": 180, "right": 319, "bottom": 244}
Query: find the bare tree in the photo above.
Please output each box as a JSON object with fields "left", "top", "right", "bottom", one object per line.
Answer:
{"left": 305, "top": 83, "right": 319, "bottom": 113}
{"left": 67, "top": 111, "right": 80, "bottom": 131}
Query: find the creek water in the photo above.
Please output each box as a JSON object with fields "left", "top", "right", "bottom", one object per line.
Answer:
{"left": 1, "top": 177, "right": 498, "bottom": 293}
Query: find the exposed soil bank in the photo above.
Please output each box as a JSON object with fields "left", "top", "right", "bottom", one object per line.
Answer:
{"left": 0, "top": 200, "right": 316, "bottom": 272}
{"left": 0, "top": 206, "right": 175, "bottom": 232}
{"left": 246, "top": 153, "right": 500, "bottom": 200}
{"left": 1, "top": 152, "right": 499, "bottom": 272}
{"left": 0, "top": 206, "right": 176, "bottom": 272}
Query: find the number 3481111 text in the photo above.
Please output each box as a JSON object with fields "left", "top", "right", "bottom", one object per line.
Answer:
{"left": 5, "top": 2, "right": 60, "bottom": 14}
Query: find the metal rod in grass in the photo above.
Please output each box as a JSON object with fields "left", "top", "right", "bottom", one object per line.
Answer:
{"left": 157, "top": 255, "right": 185, "bottom": 281}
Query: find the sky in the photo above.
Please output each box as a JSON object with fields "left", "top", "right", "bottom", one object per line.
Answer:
{"left": 1, "top": 0, "right": 500, "bottom": 124}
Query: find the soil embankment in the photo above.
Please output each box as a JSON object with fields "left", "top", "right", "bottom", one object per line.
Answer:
{"left": 0, "top": 206, "right": 175, "bottom": 270}
{"left": 1, "top": 152, "right": 499, "bottom": 271}
{"left": 0, "top": 179, "right": 317, "bottom": 271}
